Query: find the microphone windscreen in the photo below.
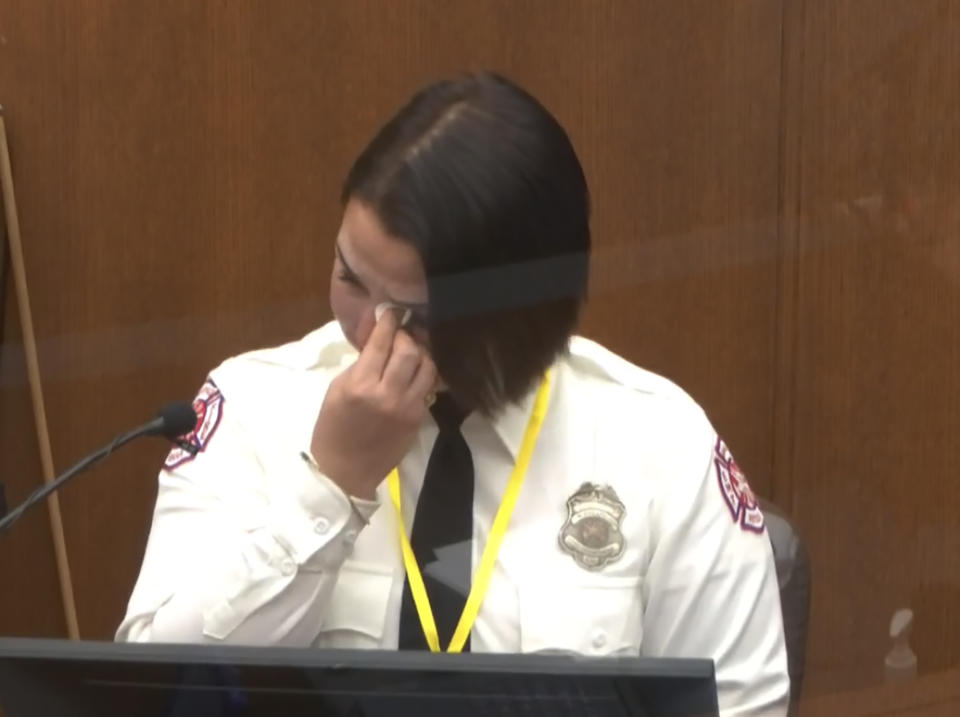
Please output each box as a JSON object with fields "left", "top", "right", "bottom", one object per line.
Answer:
{"left": 156, "top": 401, "right": 198, "bottom": 439}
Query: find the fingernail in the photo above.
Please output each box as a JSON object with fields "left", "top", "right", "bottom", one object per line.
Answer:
{"left": 375, "top": 302, "right": 411, "bottom": 326}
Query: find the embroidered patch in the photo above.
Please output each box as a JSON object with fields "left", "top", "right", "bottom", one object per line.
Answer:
{"left": 164, "top": 378, "right": 224, "bottom": 470}
{"left": 714, "top": 438, "right": 764, "bottom": 533}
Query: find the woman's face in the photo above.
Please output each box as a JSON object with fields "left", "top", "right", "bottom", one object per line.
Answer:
{"left": 329, "top": 199, "right": 430, "bottom": 352}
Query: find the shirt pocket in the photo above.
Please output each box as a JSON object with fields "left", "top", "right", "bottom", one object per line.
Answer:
{"left": 517, "top": 575, "right": 643, "bottom": 657}
{"left": 314, "top": 560, "right": 394, "bottom": 648}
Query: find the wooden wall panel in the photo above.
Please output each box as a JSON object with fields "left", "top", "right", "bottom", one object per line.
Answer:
{"left": 787, "top": 0, "right": 960, "bottom": 694}
{"left": 0, "top": 0, "right": 785, "bottom": 642}
{"left": 578, "top": 0, "right": 784, "bottom": 494}
{"left": 0, "top": 0, "right": 77, "bottom": 638}
{"left": 0, "top": 264, "right": 65, "bottom": 638}
{"left": 3, "top": 0, "right": 960, "bottom": 708}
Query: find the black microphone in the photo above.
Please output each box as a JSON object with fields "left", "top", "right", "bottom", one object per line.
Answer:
{"left": 0, "top": 401, "right": 198, "bottom": 535}
{"left": 146, "top": 402, "right": 200, "bottom": 442}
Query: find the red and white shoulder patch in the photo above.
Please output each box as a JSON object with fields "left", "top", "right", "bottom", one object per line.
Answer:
{"left": 164, "top": 378, "right": 224, "bottom": 470}
{"left": 713, "top": 437, "right": 764, "bottom": 533}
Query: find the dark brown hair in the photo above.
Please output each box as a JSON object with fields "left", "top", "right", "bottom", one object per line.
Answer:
{"left": 342, "top": 72, "right": 590, "bottom": 415}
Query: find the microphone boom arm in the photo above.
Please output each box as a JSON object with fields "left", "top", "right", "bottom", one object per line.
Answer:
{"left": 0, "top": 419, "right": 160, "bottom": 535}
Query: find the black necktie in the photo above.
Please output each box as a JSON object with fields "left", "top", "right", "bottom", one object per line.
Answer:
{"left": 397, "top": 393, "right": 474, "bottom": 651}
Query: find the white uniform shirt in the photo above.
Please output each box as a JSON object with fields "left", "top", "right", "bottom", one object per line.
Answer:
{"left": 117, "top": 321, "right": 790, "bottom": 716}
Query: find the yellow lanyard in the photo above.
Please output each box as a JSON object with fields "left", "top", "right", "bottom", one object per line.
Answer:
{"left": 387, "top": 370, "right": 552, "bottom": 653}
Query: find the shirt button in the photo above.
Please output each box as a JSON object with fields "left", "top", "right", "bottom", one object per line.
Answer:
{"left": 591, "top": 630, "right": 607, "bottom": 650}
{"left": 343, "top": 530, "right": 358, "bottom": 546}
{"left": 279, "top": 558, "right": 296, "bottom": 576}
{"left": 313, "top": 517, "right": 331, "bottom": 535}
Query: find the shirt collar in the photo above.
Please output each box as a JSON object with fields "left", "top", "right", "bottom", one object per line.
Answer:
{"left": 304, "top": 322, "right": 357, "bottom": 370}
{"left": 480, "top": 379, "right": 542, "bottom": 460}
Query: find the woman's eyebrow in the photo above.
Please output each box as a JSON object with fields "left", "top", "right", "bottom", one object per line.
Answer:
{"left": 335, "top": 241, "right": 428, "bottom": 311}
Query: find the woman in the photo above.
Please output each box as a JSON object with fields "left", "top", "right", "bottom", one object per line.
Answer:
{"left": 118, "top": 72, "right": 789, "bottom": 716}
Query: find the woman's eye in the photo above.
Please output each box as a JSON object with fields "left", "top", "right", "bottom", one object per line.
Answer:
{"left": 338, "top": 272, "right": 367, "bottom": 292}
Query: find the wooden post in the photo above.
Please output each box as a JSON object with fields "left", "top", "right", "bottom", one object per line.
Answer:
{"left": 0, "top": 105, "right": 81, "bottom": 640}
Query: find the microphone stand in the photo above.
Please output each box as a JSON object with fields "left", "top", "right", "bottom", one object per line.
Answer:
{"left": 0, "top": 419, "right": 163, "bottom": 536}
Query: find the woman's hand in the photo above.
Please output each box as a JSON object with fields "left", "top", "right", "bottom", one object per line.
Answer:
{"left": 310, "top": 309, "right": 437, "bottom": 500}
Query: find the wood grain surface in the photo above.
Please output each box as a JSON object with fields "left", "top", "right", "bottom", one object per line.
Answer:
{"left": 0, "top": 0, "right": 957, "bottom": 704}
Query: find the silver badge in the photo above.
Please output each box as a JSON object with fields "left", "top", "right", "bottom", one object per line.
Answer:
{"left": 558, "top": 483, "right": 626, "bottom": 570}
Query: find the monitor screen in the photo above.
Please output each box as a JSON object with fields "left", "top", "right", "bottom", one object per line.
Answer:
{"left": 0, "top": 639, "right": 718, "bottom": 717}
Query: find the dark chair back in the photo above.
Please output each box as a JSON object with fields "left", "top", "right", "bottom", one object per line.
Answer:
{"left": 759, "top": 498, "right": 811, "bottom": 715}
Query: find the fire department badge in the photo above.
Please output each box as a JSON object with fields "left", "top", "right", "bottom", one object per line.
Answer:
{"left": 164, "top": 378, "right": 223, "bottom": 470}
{"left": 558, "top": 483, "right": 626, "bottom": 570}
{"left": 714, "top": 437, "right": 765, "bottom": 533}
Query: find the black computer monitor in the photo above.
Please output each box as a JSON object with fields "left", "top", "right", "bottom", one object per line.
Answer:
{"left": 0, "top": 638, "right": 718, "bottom": 717}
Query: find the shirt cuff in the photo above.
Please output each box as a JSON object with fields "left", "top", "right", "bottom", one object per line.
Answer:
{"left": 266, "top": 449, "right": 382, "bottom": 566}
{"left": 299, "top": 450, "right": 380, "bottom": 524}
